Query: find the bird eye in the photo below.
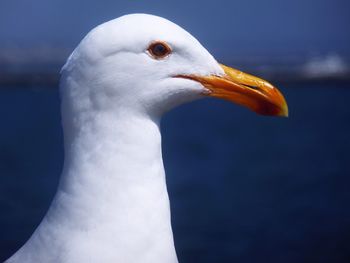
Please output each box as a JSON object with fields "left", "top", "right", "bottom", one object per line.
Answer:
{"left": 147, "top": 41, "right": 172, "bottom": 59}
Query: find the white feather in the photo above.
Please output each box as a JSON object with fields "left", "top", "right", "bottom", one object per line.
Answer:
{"left": 6, "top": 13, "right": 224, "bottom": 263}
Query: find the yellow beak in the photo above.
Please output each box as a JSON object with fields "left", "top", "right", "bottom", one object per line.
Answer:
{"left": 178, "top": 64, "right": 288, "bottom": 117}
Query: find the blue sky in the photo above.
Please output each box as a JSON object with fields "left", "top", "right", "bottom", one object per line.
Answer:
{"left": 0, "top": 0, "right": 349, "bottom": 59}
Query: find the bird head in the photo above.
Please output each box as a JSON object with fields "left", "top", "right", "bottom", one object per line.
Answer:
{"left": 60, "top": 14, "right": 288, "bottom": 119}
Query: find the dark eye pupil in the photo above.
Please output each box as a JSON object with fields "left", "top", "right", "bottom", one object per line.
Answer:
{"left": 148, "top": 42, "right": 171, "bottom": 59}
{"left": 152, "top": 44, "right": 167, "bottom": 56}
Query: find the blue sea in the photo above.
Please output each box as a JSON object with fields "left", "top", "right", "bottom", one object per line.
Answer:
{"left": 0, "top": 81, "right": 350, "bottom": 262}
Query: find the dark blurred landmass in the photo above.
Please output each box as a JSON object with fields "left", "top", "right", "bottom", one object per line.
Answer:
{"left": 0, "top": 48, "right": 349, "bottom": 86}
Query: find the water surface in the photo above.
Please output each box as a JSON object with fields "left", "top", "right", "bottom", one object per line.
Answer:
{"left": 0, "top": 82, "right": 349, "bottom": 262}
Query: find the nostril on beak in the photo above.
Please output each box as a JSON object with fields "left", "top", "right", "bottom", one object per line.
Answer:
{"left": 242, "top": 84, "right": 260, "bottom": 91}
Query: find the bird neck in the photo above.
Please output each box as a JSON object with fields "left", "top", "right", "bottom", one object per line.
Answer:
{"left": 25, "top": 112, "right": 178, "bottom": 262}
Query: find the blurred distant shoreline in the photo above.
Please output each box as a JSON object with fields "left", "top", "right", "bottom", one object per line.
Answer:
{"left": 0, "top": 48, "right": 349, "bottom": 87}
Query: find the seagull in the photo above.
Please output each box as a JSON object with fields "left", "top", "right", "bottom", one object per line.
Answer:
{"left": 6, "top": 13, "right": 288, "bottom": 263}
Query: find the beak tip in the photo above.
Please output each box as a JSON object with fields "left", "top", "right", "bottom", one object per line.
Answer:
{"left": 279, "top": 103, "right": 289, "bottom": 117}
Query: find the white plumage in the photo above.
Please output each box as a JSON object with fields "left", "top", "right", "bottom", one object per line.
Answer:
{"left": 6, "top": 14, "right": 222, "bottom": 263}
{"left": 6, "top": 13, "right": 287, "bottom": 263}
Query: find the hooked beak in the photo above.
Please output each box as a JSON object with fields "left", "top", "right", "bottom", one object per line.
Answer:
{"left": 177, "top": 64, "right": 288, "bottom": 117}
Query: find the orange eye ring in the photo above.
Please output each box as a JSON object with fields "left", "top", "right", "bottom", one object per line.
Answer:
{"left": 147, "top": 41, "right": 172, "bottom": 59}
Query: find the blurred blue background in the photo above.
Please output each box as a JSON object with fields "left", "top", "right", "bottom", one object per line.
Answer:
{"left": 0, "top": 0, "right": 350, "bottom": 262}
